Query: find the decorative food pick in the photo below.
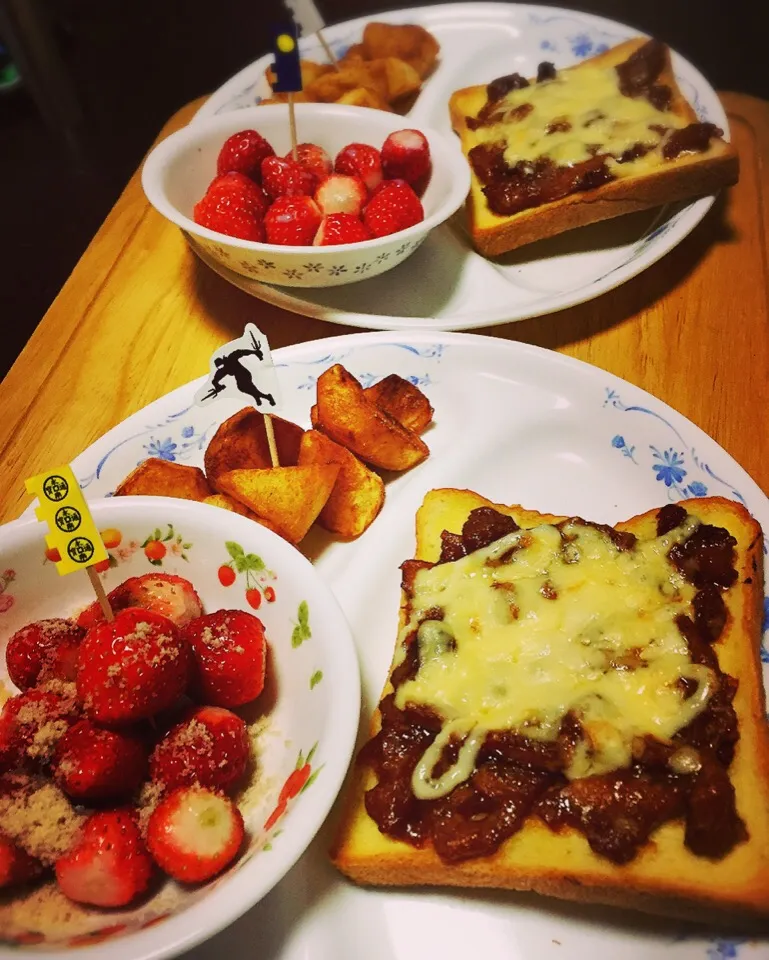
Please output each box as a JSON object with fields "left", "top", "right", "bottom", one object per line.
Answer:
{"left": 282, "top": 0, "right": 339, "bottom": 68}
{"left": 25, "top": 465, "right": 113, "bottom": 620}
{"left": 194, "top": 323, "right": 283, "bottom": 466}
{"left": 270, "top": 19, "right": 303, "bottom": 159}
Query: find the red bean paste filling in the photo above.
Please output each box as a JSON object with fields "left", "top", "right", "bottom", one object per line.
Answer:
{"left": 358, "top": 502, "right": 747, "bottom": 865}
{"left": 464, "top": 40, "right": 723, "bottom": 217}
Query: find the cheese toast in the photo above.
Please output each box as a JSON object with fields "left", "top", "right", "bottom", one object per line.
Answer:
{"left": 449, "top": 38, "right": 739, "bottom": 256}
{"left": 332, "top": 490, "right": 769, "bottom": 927}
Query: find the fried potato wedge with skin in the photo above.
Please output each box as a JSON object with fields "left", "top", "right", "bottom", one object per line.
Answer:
{"left": 361, "top": 22, "right": 440, "bottom": 79}
{"left": 115, "top": 459, "right": 212, "bottom": 501}
{"left": 306, "top": 63, "right": 390, "bottom": 103}
{"left": 339, "top": 43, "right": 367, "bottom": 64}
{"left": 379, "top": 57, "right": 422, "bottom": 102}
{"left": 364, "top": 375, "right": 433, "bottom": 434}
{"left": 316, "top": 365, "right": 429, "bottom": 471}
{"left": 298, "top": 430, "right": 385, "bottom": 538}
{"left": 202, "top": 493, "right": 278, "bottom": 530}
{"left": 335, "top": 86, "right": 394, "bottom": 112}
{"left": 204, "top": 409, "right": 304, "bottom": 489}
{"left": 217, "top": 465, "right": 340, "bottom": 544}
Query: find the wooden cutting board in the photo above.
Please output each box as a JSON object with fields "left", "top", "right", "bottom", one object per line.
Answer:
{"left": 0, "top": 92, "right": 767, "bottom": 522}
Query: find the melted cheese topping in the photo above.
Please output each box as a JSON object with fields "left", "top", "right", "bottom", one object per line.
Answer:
{"left": 473, "top": 64, "right": 687, "bottom": 176}
{"left": 397, "top": 517, "right": 715, "bottom": 798}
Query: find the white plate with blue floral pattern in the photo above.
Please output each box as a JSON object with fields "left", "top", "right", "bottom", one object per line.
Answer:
{"left": 61, "top": 331, "right": 768, "bottom": 960}
{"left": 189, "top": 2, "right": 730, "bottom": 331}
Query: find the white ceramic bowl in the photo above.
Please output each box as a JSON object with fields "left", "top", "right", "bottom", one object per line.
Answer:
{"left": 141, "top": 103, "right": 471, "bottom": 288}
{"left": 0, "top": 497, "right": 360, "bottom": 959}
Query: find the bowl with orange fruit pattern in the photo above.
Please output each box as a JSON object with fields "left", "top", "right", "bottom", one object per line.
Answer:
{"left": 0, "top": 496, "right": 359, "bottom": 959}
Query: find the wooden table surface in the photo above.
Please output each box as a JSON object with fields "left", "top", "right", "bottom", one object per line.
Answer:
{"left": 1, "top": 91, "right": 768, "bottom": 523}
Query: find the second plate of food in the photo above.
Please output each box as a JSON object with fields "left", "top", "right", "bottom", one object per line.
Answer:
{"left": 191, "top": 2, "right": 731, "bottom": 330}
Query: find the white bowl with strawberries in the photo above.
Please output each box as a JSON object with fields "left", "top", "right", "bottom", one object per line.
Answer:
{"left": 141, "top": 103, "right": 470, "bottom": 288}
{"left": 0, "top": 497, "right": 359, "bottom": 958}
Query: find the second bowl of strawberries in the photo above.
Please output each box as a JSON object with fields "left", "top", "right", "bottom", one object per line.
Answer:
{"left": 142, "top": 103, "right": 470, "bottom": 288}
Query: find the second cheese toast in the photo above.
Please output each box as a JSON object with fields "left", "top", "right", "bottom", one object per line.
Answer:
{"left": 332, "top": 490, "right": 769, "bottom": 927}
{"left": 449, "top": 38, "right": 739, "bottom": 256}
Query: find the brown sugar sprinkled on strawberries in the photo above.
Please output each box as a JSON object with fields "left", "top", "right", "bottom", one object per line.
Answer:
{"left": 27, "top": 720, "right": 70, "bottom": 761}
{"left": 136, "top": 779, "right": 166, "bottom": 837}
{"left": 0, "top": 774, "right": 85, "bottom": 865}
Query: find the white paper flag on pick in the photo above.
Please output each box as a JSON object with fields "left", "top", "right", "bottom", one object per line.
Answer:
{"left": 194, "top": 324, "right": 282, "bottom": 413}
{"left": 283, "top": 0, "right": 325, "bottom": 37}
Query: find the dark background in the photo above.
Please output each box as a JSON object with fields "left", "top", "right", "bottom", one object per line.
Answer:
{"left": 1, "top": 0, "right": 767, "bottom": 377}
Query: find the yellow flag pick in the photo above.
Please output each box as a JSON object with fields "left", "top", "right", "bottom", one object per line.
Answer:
{"left": 25, "top": 465, "right": 108, "bottom": 576}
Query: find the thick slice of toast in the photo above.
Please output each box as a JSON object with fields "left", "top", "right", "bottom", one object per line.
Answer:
{"left": 449, "top": 38, "right": 739, "bottom": 256}
{"left": 332, "top": 490, "right": 769, "bottom": 927}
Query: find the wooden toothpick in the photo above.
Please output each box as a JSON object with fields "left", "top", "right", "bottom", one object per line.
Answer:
{"left": 316, "top": 28, "right": 340, "bottom": 70}
{"left": 87, "top": 566, "right": 114, "bottom": 622}
{"left": 287, "top": 92, "right": 298, "bottom": 160}
{"left": 264, "top": 415, "right": 280, "bottom": 468}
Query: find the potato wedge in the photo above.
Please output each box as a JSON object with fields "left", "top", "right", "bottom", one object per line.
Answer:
{"left": 339, "top": 43, "right": 367, "bottom": 64}
{"left": 315, "top": 365, "right": 429, "bottom": 471}
{"left": 361, "top": 22, "right": 440, "bottom": 79}
{"left": 204, "top": 409, "right": 304, "bottom": 489}
{"left": 202, "top": 494, "right": 281, "bottom": 534}
{"left": 306, "top": 62, "right": 390, "bottom": 103}
{"left": 335, "top": 86, "right": 394, "bottom": 112}
{"left": 217, "top": 465, "right": 340, "bottom": 544}
{"left": 298, "top": 430, "right": 385, "bottom": 538}
{"left": 379, "top": 57, "right": 422, "bottom": 102}
{"left": 115, "top": 459, "right": 212, "bottom": 501}
{"left": 364, "top": 374, "right": 433, "bottom": 434}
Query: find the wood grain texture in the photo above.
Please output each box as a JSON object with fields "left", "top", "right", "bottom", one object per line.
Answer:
{"left": 0, "top": 93, "right": 767, "bottom": 523}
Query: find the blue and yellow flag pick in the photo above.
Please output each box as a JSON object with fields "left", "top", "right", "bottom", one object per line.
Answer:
{"left": 25, "top": 465, "right": 113, "bottom": 617}
{"left": 270, "top": 21, "right": 302, "bottom": 93}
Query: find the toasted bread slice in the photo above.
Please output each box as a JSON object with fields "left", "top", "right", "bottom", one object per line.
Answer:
{"left": 449, "top": 38, "right": 739, "bottom": 256}
{"left": 332, "top": 490, "right": 769, "bottom": 927}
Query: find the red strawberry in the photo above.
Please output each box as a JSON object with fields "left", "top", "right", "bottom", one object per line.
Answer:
{"left": 52, "top": 719, "right": 148, "bottom": 801}
{"left": 363, "top": 179, "right": 424, "bottom": 238}
{"left": 0, "top": 832, "right": 41, "bottom": 888}
{"left": 146, "top": 785, "right": 244, "bottom": 883}
{"left": 216, "top": 129, "right": 275, "bottom": 181}
{"left": 182, "top": 610, "right": 267, "bottom": 707}
{"left": 314, "top": 213, "right": 372, "bottom": 246}
{"left": 335, "top": 143, "right": 383, "bottom": 192}
{"left": 205, "top": 172, "right": 269, "bottom": 218}
{"left": 261, "top": 155, "right": 316, "bottom": 200}
{"left": 193, "top": 192, "right": 265, "bottom": 242}
{"left": 314, "top": 174, "right": 368, "bottom": 217}
{"left": 380, "top": 129, "right": 432, "bottom": 193}
{"left": 149, "top": 705, "right": 249, "bottom": 792}
{"left": 6, "top": 618, "right": 85, "bottom": 691}
{"left": 264, "top": 196, "right": 322, "bottom": 246}
{"left": 78, "top": 573, "right": 203, "bottom": 630}
{"left": 55, "top": 809, "right": 153, "bottom": 907}
{"left": 290, "top": 143, "right": 332, "bottom": 180}
{"left": 0, "top": 685, "right": 81, "bottom": 767}
{"left": 76, "top": 608, "right": 191, "bottom": 724}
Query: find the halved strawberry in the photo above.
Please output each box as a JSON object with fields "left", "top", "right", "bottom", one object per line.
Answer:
{"left": 334, "top": 142, "right": 383, "bottom": 192}
{"left": 52, "top": 718, "right": 148, "bottom": 801}
{"left": 380, "top": 129, "right": 431, "bottom": 193}
{"left": 77, "top": 573, "right": 203, "bottom": 629}
{"left": 149, "top": 705, "right": 249, "bottom": 792}
{"left": 0, "top": 832, "right": 42, "bottom": 888}
{"left": 314, "top": 174, "right": 368, "bottom": 217}
{"left": 314, "top": 213, "right": 372, "bottom": 246}
{"left": 147, "top": 785, "right": 244, "bottom": 883}
{"left": 182, "top": 610, "right": 267, "bottom": 707}
{"left": 55, "top": 809, "right": 153, "bottom": 907}
{"left": 76, "top": 608, "right": 191, "bottom": 724}
{"left": 290, "top": 143, "right": 332, "bottom": 180}
{"left": 6, "top": 618, "right": 85, "bottom": 691}
{"left": 216, "top": 129, "right": 275, "bottom": 181}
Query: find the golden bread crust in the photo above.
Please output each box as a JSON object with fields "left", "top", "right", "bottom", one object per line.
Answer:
{"left": 331, "top": 490, "right": 769, "bottom": 928}
{"left": 448, "top": 38, "right": 740, "bottom": 256}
